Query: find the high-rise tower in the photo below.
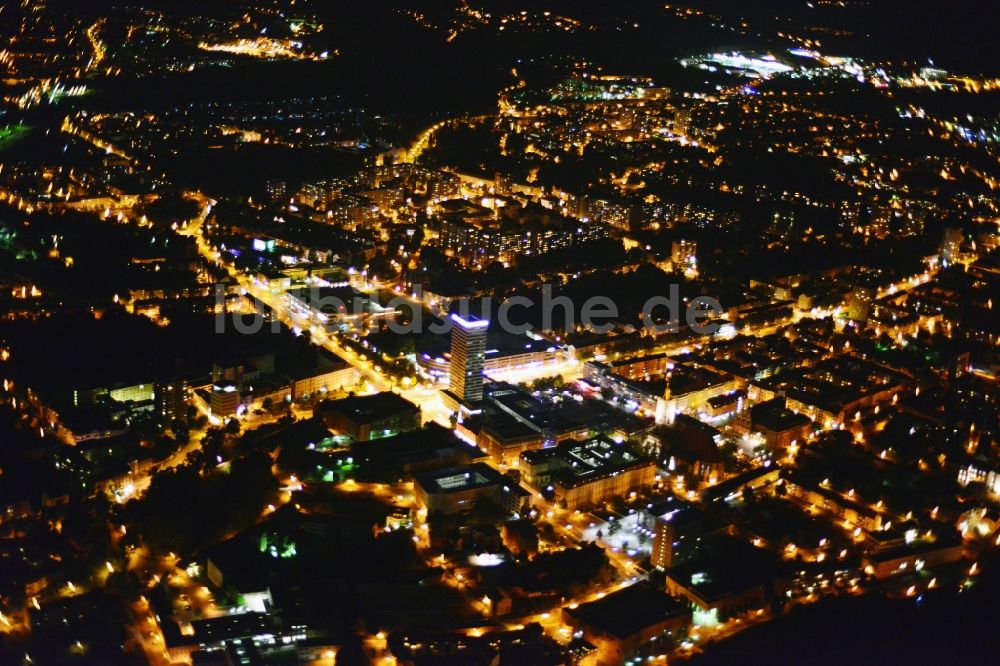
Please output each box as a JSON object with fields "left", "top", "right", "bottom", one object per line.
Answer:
{"left": 449, "top": 314, "right": 488, "bottom": 402}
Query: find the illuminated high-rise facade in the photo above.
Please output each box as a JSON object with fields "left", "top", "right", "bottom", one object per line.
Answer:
{"left": 449, "top": 314, "right": 488, "bottom": 402}
{"left": 941, "top": 227, "right": 962, "bottom": 264}
{"left": 156, "top": 379, "right": 190, "bottom": 424}
{"left": 846, "top": 287, "right": 873, "bottom": 323}
{"left": 652, "top": 515, "right": 675, "bottom": 569}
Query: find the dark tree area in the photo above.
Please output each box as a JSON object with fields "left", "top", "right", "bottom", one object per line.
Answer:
{"left": 136, "top": 193, "right": 203, "bottom": 229}
{"left": 121, "top": 450, "right": 279, "bottom": 554}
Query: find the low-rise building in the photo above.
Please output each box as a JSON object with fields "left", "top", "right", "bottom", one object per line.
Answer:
{"left": 563, "top": 583, "right": 690, "bottom": 665}
{"left": 663, "top": 537, "right": 775, "bottom": 627}
{"left": 655, "top": 362, "right": 744, "bottom": 424}
{"left": 413, "top": 462, "right": 529, "bottom": 517}
{"left": 470, "top": 382, "right": 609, "bottom": 464}
{"left": 288, "top": 362, "right": 358, "bottom": 399}
{"left": 701, "top": 466, "right": 782, "bottom": 505}
{"left": 583, "top": 361, "right": 663, "bottom": 414}
{"left": 520, "top": 436, "right": 655, "bottom": 510}
{"left": 783, "top": 474, "right": 885, "bottom": 534}
{"left": 642, "top": 415, "right": 725, "bottom": 485}
{"left": 746, "top": 397, "right": 813, "bottom": 451}
{"left": 607, "top": 353, "right": 670, "bottom": 381}
{"left": 863, "top": 537, "right": 965, "bottom": 579}
{"left": 317, "top": 392, "right": 421, "bottom": 441}
{"left": 500, "top": 519, "right": 539, "bottom": 558}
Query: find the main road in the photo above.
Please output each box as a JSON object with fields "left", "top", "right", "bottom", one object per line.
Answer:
{"left": 180, "top": 212, "right": 458, "bottom": 428}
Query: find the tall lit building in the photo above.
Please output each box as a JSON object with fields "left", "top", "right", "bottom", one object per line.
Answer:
{"left": 651, "top": 504, "right": 727, "bottom": 570}
{"left": 264, "top": 179, "right": 288, "bottom": 205}
{"left": 674, "top": 108, "right": 691, "bottom": 135}
{"left": 449, "top": 314, "right": 488, "bottom": 402}
{"left": 671, "top": 239, "right": 697, "bottom": 272}
{"left": 156, "top": 379, "right": 190, "bottom": 424}
{"left": 652, "top": 514, "right": 675, "bottom": 569}
{"left": 209, "top": 383, "right": 241, "bottom": 419}
{"left": 846, "top": 287, "right": 873, "bottom": 323}
{"left": 941, "top": 227, "right": 963, "bottom": 264}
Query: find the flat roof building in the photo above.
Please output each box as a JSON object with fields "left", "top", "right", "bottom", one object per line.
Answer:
{"left": 664, "top": 536, "right": 775, "bottom": 627}
{"left": 747, "top": 397, "right": 813, "bottom": 451}
{"left": 317, "top": 392, "right": 421, "bottom": 441}
{"left": 520, "top": 436, "right": 656, "bottom": 510}
{"left": 563, "top": 582, "right": 690, "bottom": 665}
{"left": 414, "top": 462, "right": 529, "bottom": 517}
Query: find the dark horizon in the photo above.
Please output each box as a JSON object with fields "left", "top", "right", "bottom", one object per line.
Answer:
{"left": 1, "top": 1, "right": 999, "bottom": 665}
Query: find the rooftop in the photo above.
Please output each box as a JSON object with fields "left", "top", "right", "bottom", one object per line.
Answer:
{"left": 522, "top": 436, "right": 654, "bottom": 488}
{"left": 751, "top": 397, "right": 813, "bottom": 433}
{"left": 565, "top": 582, "right": 690, "bottom": 639}
{"left": 666, "top": 536, "right": 776, "bottom": 604}
{"left": 317, "top": 392, "right": 420, "bottom": 424}
{"left": 415, "top": 462, "right": 524, "bottom": 496}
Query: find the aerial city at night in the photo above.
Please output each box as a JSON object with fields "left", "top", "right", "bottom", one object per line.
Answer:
{"left": 1, "top": 0, "right": 999, "bottom": 664}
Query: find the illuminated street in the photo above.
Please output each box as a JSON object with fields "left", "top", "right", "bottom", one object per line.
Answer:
{"left": 1, "top": 2, "right": 999, "bottom": 665}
